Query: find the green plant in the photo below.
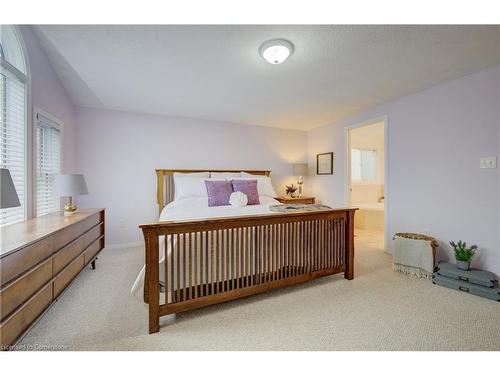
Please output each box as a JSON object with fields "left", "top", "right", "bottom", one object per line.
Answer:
{"left": 450, "top": 240, "right": 477, "bottom": 262}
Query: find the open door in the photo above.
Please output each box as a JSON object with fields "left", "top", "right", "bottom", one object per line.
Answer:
{"left": 346, "top": 119, "right": 387, "bottom": 249}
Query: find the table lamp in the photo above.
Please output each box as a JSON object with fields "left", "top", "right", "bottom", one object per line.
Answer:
{"left": 292, "top": 163, "right": 308, "bottom": 197}
{"left": 54, "top": 174, "right": 89, "bottom": 216}
{"left": 1, "top": 168, "right": 21, "bottom": 208}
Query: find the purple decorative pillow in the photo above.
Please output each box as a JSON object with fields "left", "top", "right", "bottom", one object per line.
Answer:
{"left": 205, "top": 180, "right": 233, "bottom": 207}
{"left": 232, "top": 180, "right": 260, "bottom": 205}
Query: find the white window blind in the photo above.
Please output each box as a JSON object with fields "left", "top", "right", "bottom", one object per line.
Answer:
{"left": 36, "top": 114, "right": 61, "bottom": 217}
{"left": 351, "top": 148, "right": 377, "bottom": 182}
{"left": 0, "top": 65, "right": 26, "bottom": 226}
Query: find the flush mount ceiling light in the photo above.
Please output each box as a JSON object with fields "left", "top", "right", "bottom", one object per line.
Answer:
{"left": 259, "top": 39, "right": 294, "bottom": 65}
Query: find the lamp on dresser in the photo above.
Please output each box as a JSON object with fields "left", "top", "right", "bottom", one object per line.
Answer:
{"left": 54, "top": 174, "right": 89, "bottom": 216}
{"left": 1, "top": 168, "right": 21, "bottom": 209}
{"left": 292, "top": 163, "right": 308, "bottom": 197}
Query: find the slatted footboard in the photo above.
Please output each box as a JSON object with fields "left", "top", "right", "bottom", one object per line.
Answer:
{"left": 140, "top": 208, "right": 356, "bottom": 334}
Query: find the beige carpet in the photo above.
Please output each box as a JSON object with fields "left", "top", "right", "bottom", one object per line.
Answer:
{"left": 18, "top": 230, "right": 500, "bottom": 351}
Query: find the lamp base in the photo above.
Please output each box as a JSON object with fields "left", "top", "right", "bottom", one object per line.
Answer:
{"left": 297, "top": 178, "right": 304, "bottom": 197}
{"left": 63, "top": 201, "right": 77, "bottom": 216}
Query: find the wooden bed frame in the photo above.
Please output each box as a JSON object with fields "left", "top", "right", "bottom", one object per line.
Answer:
{"left": 140, "top": 169, "right": 356, "bottom": 334}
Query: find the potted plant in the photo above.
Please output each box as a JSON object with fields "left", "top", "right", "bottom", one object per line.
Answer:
{"left": 286, "top": 184, "right": 298, "bottom": 198}
{"left": 450, "top": 240, "right": 478, "bottom": 271}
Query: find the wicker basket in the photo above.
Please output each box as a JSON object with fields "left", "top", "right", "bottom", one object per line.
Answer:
{"left": 392, "top": 232, "right": 439, "bottom": 279}
{"left": 393, "top": 232, "right": 439, "bottom": 261}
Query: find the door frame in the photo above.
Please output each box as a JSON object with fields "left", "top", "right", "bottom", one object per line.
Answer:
{"left": 344, "top": 115, "right": 388, "bottom": 250}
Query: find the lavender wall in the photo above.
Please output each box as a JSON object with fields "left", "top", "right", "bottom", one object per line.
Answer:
{"left": 18, "top": 26, "right": 77, "bottom": 174}
{"left": 75, "top": 108, "right": 307, "bottom": 245}
{"left": 308, "top": 65, "right": 500, "bottom": 275}
{"left": 20, "top": 27, "right": 499, "bottom": 275}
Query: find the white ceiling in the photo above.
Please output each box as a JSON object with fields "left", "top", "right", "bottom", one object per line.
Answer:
{"left": 33, "top": 25, "right": 500, "bottom": 130}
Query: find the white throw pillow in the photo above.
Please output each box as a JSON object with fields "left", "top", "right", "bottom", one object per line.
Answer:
{"left": 229, "top": 191, "right": 248, "bottom": 207}
{"left": 239, "top": 172, "right": 277, "bottom": 197}
{"left": 210, "top": 172, "right": 241, "bottom": 178}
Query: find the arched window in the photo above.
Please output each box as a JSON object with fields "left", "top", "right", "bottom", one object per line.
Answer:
{"left": 1, "top": 25, "right": 28, "bottom": 226}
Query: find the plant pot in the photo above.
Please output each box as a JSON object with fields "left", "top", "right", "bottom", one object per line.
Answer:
{"left": 456, "top": 260, "right": 471, "bottom": 271}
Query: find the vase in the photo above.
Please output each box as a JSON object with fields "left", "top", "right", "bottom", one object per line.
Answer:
{"left": 456, "top": 260, "right": 470, "bottom": 271}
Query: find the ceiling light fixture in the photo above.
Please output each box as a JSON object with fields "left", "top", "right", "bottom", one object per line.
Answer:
{"left": 259, "top": 39, "right": 294, "bottom": 65}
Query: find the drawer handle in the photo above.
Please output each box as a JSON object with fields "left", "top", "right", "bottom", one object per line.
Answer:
{"left": 458, "top": 276, "right": 469, "bottom": 282}
{"left": 459, "top": 286, "right": 469, "bottom": 293}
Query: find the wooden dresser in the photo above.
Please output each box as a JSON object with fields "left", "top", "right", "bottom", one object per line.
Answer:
{"left": 0, "top": 209, "right": 105, "bottom": 349}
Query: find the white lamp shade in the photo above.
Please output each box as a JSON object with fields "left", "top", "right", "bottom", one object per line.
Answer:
{"left": 1, "top": 168, "right": 21, "bottom": 209}
{"left": 292, "top": 163, "right": 308, "bottom": 176}
{"left": 54, "top": 174, "right": 89, "bottom": 197}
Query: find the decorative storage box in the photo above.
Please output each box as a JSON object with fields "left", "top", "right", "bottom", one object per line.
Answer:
{"left": 433, "top": 275, "right": 499, "bottom": 301}
{"left": 436, "top": 261, "right": 497, "bottom": 288}
{"left": 433, "top": 262, "right": 499, "bottom": 302}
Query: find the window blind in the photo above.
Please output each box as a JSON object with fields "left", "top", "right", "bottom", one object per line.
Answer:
{"left": 351, "top": 148, "right": 377, "bottom": 182}
{"left": 36, "top": 114, "right": 61, "bottom": 217}
{"left": 0, "top": 68, "right": 26, "bottom": 226}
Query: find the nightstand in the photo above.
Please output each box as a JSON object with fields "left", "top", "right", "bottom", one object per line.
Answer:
{"left": 274, "top": 196, "right": 316, "bottom": 205}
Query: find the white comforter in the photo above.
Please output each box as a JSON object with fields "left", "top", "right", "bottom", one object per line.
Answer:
{"left": 131, "top": 196, "right": 281, "bottom": 300}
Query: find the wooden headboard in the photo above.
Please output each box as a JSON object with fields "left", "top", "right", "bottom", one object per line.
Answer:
{"left": 155, "top": 169, "right": 271, "bottom": 215}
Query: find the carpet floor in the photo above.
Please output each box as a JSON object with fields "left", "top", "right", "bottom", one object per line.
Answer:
{"left": 18, "top": 230, "right": 500, "bottom": 351}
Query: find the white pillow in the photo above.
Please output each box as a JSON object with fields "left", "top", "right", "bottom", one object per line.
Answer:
{"left": 173, "top": 177, "right": 207, "bottom": 201}
{"left": 210, "top": 172, "right": 241, "bottom": 178}
{"left": 174, "top": 177, "right": 228, "bottom": 201}
{"left": 239, "top": 172, "right": 277, "bottom": 197}
{"left": 173, "top": 172, "right": 209, "bottom": 201}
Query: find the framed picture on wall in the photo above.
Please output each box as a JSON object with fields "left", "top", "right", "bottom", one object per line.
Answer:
{"left": 317, "top": 152, "right": 334, "bottom": 175}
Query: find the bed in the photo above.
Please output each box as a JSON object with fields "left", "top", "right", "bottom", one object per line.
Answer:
{"left": 137, "top": 169, "right": 356, "bottom": 334}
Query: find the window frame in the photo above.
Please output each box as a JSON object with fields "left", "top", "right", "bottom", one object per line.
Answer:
{"left": 33, "top": 106, "right": 64, "bottom": 217}
{"left": 1, "top": 26, "right": 69, "bottom": 226}
{"left": 350, "top": 148, "right": 378, "bottom": 184}
{"left": 0, "top": 25, "right": 32, "bottom": 224}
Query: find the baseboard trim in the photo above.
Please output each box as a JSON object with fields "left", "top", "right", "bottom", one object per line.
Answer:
{"left": 104, "top": 241, "right": 143, "bottom": 250}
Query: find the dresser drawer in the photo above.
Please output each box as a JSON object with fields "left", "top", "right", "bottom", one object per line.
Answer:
{"left": 0, "top": 283, "right": 53, "bottom": 348}
{"left": 53, "top": 213, "right": 100, "bottom": 250}
{"left": 53, "top": 223, "right": 103, "bottom": 274}
{"left": 84, "top": 238, "right": 103, "bottom": 265}
{"left": 0, "top": 236, "right": 54, "bottom": 286}
{"left": 0, "top": 259, "right": 53, "bottom": 321}
{"left": 53, "top": 254, "right": 85, "bottom": 298}
{"left": 82, "top": 213, "right": 101, "bottom": 233}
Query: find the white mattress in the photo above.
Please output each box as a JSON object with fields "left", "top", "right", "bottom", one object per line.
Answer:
{"left": 131, "top": 196, "right": 281, "bottom": 300}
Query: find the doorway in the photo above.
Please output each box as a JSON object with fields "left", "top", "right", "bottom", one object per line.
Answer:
{"left": 346, "top": 118, "right": 387, "bottom": 250}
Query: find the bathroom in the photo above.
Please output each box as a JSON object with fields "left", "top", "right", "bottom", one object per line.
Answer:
{"left": 348, "top": 121, "right": 385, "bottom": 241}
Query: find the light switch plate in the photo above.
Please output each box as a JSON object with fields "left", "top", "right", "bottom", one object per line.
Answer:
{"left": 480, "top": 157, "right": 497, "bottom": 169}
